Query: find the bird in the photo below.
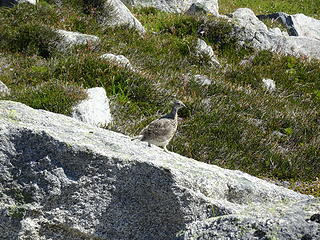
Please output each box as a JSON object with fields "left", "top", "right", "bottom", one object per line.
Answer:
{"left": 132, "top": 100, "right": 186, "bottom": 152}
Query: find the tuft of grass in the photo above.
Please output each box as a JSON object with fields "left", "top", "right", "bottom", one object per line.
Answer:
{"left": 0, "top": 23, "right": 61, "bottom": 58}
{"left": 10, "top": 82, "right": 87, "bottom": 115}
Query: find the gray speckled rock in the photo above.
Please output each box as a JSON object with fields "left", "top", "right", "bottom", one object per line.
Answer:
{"left": 0, "top": 100, "right": 319, "bottom": 240}
{"left": 121, "top": 0, "right": 218, "bottom": 15}
{"left": 100, "top": 0, "right": 145, "bottom": 33}
{"left": 56, "top": 29, "right": 100, "bottom": 50}
{"left": 257, "top": 12, "right": 320, "bottom": 41}
{"left": 230, "top": 8, "right": 320, "bottom": 60}
{"left": 71, "top": 87, "right": 112, "bottom": 127}
{"left": 100, "top": 53, "right": 135, "bottom": 70}
{"left": 291, "top": 14, "right": 320, "bottom": 41}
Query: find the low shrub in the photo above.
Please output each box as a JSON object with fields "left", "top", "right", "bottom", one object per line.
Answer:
{"left": 11, "top": 82, "right": 87, "bottom": 115}
{"left": 0, "top": 24, "right": 60, "bottom": 58}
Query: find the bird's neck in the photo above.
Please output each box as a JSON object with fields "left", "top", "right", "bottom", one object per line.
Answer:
{"left": 166, "top": 106, "right": 178, "bottom": 119}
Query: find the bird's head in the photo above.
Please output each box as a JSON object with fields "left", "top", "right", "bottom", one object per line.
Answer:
{"left": 173, "top": 100, "right": 186, "bottom": 109}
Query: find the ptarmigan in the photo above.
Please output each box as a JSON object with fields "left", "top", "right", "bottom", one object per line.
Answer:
{"left": 132, "top": 100, "right": 186, "bottom": 152}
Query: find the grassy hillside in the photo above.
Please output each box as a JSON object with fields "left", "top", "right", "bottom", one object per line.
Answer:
{"left": 0, "top": 0, "right": 319, "bottom": 196}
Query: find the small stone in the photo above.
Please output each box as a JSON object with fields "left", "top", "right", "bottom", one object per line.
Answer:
{"left": 262, "top": 78, "right": 276, "bottom": 92}
{"left": 100, "top": 53, "right": 134, "bottom": 71}
{"left": 194, "top": 39, "right": 220, "bottom": 67}
{"left": 194, "top": 74, "right": 212, "bottom": 86}
{"left": 72, "top": 87, "right": 112, "bottom": 127}
{"left": 0, "top": 81, "right": 10, "bottom": 97}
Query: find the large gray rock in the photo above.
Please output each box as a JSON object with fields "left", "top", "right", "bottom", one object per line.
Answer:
{"left": 0, "top": 100, "right": 319, "bottom": 240}
{"left": 56, "top": 29, "right": 100, "bottom": 50}
{"left": 257, "top": 12, "right": 320, "bottom": 41}
{"left": 230, "top": 8, "right": 320, "bottom": 60}
{"left": 121, "top": 0, "right": 218, "bottom": 15}
{"left": 100, "top": 0, "right": 145, "bottom": 33}
{"left": 71, "top": 87, "right": 112, "bottom": 127}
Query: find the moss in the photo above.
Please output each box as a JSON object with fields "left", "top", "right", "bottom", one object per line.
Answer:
{"left": 5, "top": 188, "right": 33, "bottom": 204}
{"left": 8, "top": 205, "right": 26, "bottom": 220}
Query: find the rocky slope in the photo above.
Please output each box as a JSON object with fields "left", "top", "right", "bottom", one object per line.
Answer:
{"left": 0, "top": 100, "right": 319, "bottom": 239}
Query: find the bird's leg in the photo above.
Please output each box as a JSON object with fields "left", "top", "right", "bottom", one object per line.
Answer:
{"left": 148, "top": 142, "right": 151, "bottom": 147}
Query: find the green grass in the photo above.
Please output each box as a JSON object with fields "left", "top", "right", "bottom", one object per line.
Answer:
{"left": 219, "top": 0, "right": 320, "bottom": 18}
{"left": 0, "top": 2, "right": 320, "bottom": 196}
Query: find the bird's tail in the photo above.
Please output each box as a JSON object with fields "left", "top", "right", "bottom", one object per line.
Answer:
{"left": 131, "top": 135, "right": 143, "bottom": 141}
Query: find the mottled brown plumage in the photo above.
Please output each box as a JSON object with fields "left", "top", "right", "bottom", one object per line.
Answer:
{"left": 132, "top": 100, "right": 186, "bottom": 152}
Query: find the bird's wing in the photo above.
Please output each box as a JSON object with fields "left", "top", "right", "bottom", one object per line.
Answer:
{"left": 141, "top": 118, "right": 175, "bottom": 139}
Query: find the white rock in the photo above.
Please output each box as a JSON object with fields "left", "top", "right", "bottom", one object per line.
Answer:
{"left": 0, "top": 0, "right": 36, "bottom": 7}
{"left": 230, "top": 8, "right": 320, "bottom": 60}
{"left": 121, "top": 0, "right": 218, "bottom": 15}
{"left": 72, "top": 87, "right": 112, "bottom": 127}
{"left": 291, "top": 14, "right": 320, "bottom": 41}
{"left": 194, "top": 39, "right": 220, "bottom": 66}
{"left": 56, "top": 29, "right": 100, "bottom": 50}
{"left": 101, "top": 0, "right": 145, "bottom": 34}
{"left": 194, "top": 74, "right": 212, "bottom": 86}
{"left": 0, "top": 81, "right": 10, "bottom": 97}
{"left": 100, "top": 53, "right": 134, "bottom": 70}
{"left": 262, "top": 78, "right": 276, "bottom": 92}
